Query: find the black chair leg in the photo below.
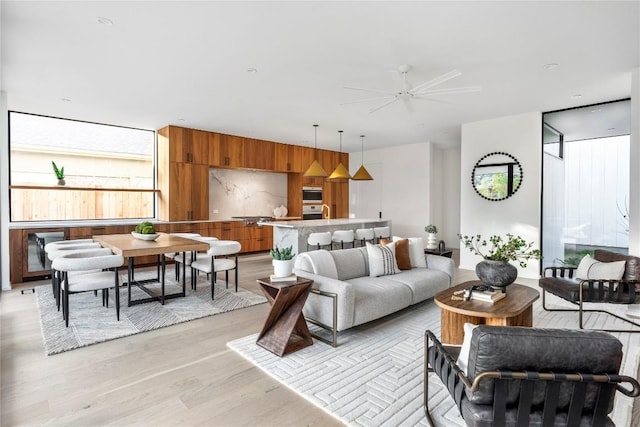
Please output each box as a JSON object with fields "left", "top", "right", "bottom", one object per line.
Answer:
{"left": 114, "top": 269, "right": 120, "bottom": 321}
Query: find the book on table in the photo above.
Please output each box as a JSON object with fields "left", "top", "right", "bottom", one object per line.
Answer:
{"left": 269, "top": 273, "right": 298, "bottom": 282}
{"left": 470, "top": 288, "right": 506, "bottom": 303}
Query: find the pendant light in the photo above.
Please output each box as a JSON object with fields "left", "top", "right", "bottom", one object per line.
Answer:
{"left": 352, "top": 134, "right": 373, "bottom": 180}
{"left": 329, "top": 130, "right": 352, "bottom": 180}
{"left": 304, "top": 124, "right": 329, "bottom": 178}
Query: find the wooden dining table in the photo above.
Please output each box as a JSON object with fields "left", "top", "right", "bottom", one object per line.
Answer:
{"left": 93, "top": 233, "right": 210, "bottom": 306}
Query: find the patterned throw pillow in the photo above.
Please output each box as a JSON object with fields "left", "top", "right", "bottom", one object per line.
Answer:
{"left": 366, "top": 242, "right": 400, "bottom": 277}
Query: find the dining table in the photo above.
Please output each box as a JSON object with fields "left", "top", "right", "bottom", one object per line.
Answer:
{"left": 93, "top": 233, "right": 210, "bottom": 306}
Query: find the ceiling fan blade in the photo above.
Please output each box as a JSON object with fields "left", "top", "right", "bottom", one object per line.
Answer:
{"left": 409, "top": 69, "right": 462, "bottom": 94}
{"left": 343, "top": 85, "right": 396, "bottom": 96}
{"left": 403, "top": 98, "right": 414, "bottom": 114}
{"left": 340, "top": 96, "right": 395, "bottom": 106}
{"left": 369, "top": 97, "right": 400, "bottom": 114}
{"left": 414, "top": 86, "right": 482, "bottom": 96}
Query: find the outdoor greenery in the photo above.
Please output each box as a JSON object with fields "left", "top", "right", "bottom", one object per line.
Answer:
{"left": 270, "top": 245, "right": 295, "bottom": 260}
{"left": 458, "top": 233, "right": 542, "bottom": 268}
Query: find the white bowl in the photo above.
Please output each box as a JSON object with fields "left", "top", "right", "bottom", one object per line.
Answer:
{"left": 131, "top": 231, "right": 160, "bottom": 241}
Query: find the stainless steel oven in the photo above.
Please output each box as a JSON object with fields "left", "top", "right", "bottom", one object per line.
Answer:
{"left": 302, "top": 204, "right": 323, "bottom": 220}
{"left": 302, "top": 186, "right": 323, "bottom": 203}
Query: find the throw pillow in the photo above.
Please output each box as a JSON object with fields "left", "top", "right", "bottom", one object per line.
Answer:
{"left": 588, "top": 260, "right": 626, "bottom": 280}
{"left": 576, "top": 254, "right": 626, "bottom": 280}
{"left": 381, "top": 238, "right": 411, "bottom": 270}
{"left": 393, "top": 236, "right": 427, "bottom": 268}
{"left": 575, "top": 254, "right": 599, "bottom": 279}
{"left": 366, "top": 242, "right": 400, "bottom": 277}
{"left": 456, "top": 323, "right": 478, "bottom": 375}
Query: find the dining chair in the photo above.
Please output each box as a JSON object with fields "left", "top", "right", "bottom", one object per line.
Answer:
{"left": 190, "top": 240, "right": 242, "bottom": 300}
{"left": 51, "top": 248, "right": 124, "bottom": 327}
{"left": 164, "top": 233, "right": 202, "bottom": 281}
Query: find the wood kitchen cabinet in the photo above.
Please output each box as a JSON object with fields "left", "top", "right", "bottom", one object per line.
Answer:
{"left": 166, "top": 162, "right": 209, "bottom": 221}
{"left": 275, "top": 143, "right": 315, "bottom": 173}
{"left": 209, "top": 133, "right": 244, "bottom": 168}
{"left": 166, "top": 126, "right": 209, "bottom": 164}
{"left": 243, "top": 138, "right": 275, "bottom": 170}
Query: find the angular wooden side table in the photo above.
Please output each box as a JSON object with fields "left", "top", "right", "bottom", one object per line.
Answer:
{"left": 256, "top": 276, "right": 314, "bottom": 357}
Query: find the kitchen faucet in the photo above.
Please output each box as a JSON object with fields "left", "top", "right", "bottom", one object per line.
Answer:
{"left": 322, "top": 204, "right": 331, "bottom": 220}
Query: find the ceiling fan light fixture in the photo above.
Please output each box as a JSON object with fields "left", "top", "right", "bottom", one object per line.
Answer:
{"left": 329, "top": 130, "right": 352, "bottom": 180}
{"left": 304, "top": 124, "right": 329, "bottom": 178}
{"left": 351, "top": 135, "right": 373, "bottom": 181}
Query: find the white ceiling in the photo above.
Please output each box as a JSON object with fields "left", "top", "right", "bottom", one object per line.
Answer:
{"left": 1, "top": 1, "right": 639, "bottom": 152}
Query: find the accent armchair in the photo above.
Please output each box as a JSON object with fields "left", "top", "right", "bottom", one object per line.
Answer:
{"left": 424, "top": 325, "right": 640, "bottom": 427}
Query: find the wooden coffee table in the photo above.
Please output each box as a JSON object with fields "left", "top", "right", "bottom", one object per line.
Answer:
{"left": 434, "top": 281, "right": 540, "bottom": 345}
{"left": 256, "top": 276, "right": 314, "bottom": 357}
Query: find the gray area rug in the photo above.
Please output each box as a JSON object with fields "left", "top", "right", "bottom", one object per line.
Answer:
{"left": 36, "top": 271, "right": 266, "bottom": 356}
{"left": 228, "top": 292, "right": 640, "bottom": 427}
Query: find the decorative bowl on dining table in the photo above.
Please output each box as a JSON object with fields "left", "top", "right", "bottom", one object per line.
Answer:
{"left": 131, "top": 231, "right": 160, "bottom": 241}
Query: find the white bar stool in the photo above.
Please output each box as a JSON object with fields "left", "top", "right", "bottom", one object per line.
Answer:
{"left": 307, "top": 231, "right": 332, "bottom": 251}
{"left": 355, "top": 228, "right": 375, "bottom": 247}
{"left": 190, "top": 240, "right": 242, "bottom": 300}
{"left": 332, "top": 230, "right": 355, "bottom": 250}
{"left": 373, "top": 226, "right": 391, "bottom": 243}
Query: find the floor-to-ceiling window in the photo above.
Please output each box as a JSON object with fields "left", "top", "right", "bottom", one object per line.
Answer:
{"left": 542, "top": 100, "right": 631, "bottom": 268}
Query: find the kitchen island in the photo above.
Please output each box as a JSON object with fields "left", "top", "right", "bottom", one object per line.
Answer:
{"left": 258, "top": 218, "right": 391, "bottom": 254}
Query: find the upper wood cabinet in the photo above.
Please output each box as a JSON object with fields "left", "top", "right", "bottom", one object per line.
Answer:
{"left": 243, "top": 138, "right": 275, "bottom": 170}
{"left": 163, "top": 126, "right": 209, "bottom": 164}
{"left": 209, "top": 133, "right": 244, "bottom": 168}
{"left": 275, "top": 143, "right": 315, "bottom": 173}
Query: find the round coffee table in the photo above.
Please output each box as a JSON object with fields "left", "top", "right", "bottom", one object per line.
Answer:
{"left": 434, "top": 280, "right": 540, "bottom": 345}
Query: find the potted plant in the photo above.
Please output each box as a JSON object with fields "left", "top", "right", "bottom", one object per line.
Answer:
{"left": 270, "top": 245, "right": 295, "bottom": 277}
{"left": 52, "top": 161, "right": 65, "bottom": 185}
{"left": 458, "top": 233, "right": 542, "bottom": 289}
{"left": 424, "top": 224, "right": 438, "bottom": 250}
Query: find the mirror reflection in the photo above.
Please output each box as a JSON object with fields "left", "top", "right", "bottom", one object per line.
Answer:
{"left": 472, "top": 152, "right": 522, "bottom": 201}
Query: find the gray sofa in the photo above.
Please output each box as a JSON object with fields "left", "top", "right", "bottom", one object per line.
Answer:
{"left": 293, "top": 246, "right": 455, "bottom": 345}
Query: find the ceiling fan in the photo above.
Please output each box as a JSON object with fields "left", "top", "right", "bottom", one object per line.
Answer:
{"left": 342, "top": 64, "right": 481, "bottom": 114}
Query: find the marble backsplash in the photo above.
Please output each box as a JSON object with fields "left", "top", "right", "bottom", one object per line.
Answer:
{"left": 209, "top": 168, "right": 287, "bottom": 219}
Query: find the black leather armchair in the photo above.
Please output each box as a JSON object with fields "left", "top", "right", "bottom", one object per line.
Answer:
{"left": 539, "top": 249, "right": 640, "bottom": 332}
{"left": 424, "top": 325, "right": 640, "bottom": 427}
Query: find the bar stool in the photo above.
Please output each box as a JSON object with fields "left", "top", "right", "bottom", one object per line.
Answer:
{"left": 355, "top": 228, "right": 375, "bottom": 247}
{"left": 332, "top": 230, "right": 355, "bottom": 250}
{"left": 307, "top": 231, "right": 332, "bottom": 251}
{"left": 190, "top": 240, "right": 242, "bottom": 300}
{"left": 373, "top": 226, "right": 391, "bottom": 243}
{"left": 51, "top": 248, "right": 124, "bottom": 327}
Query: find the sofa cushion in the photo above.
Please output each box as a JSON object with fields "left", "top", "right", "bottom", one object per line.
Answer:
{"left": 386, "top": 268, "right": 451, "bottom": 304}
{"left": 392, "top": 236, "right": 427, "bottom": 268}
{"left": 366, "top": 242, "right": 399, "bottom": 277}
{"left": 381, "top": 238, "right": 411, "bottom": 270}
{"left": 347, "top": 276, "right": 413, "bottom": 327}
{"left": 294, "top": 250, "right": 338, "bottom": 279}
{"left": 330, "top": 246, "right": 369, "bottom": 280}
{"left": 465, "top": 325, "right": 622, "bottom": 412}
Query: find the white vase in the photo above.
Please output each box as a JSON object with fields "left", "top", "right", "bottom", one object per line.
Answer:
{"left": 426, "top": 233, "right": 438, "bottom": 250}
{"left": 272, "top": 259, "right": 294, "bottom": 277}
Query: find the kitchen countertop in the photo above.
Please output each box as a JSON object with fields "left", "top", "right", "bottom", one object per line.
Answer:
{"left": 259, "top": 218, "right": 387, "bottom": 229}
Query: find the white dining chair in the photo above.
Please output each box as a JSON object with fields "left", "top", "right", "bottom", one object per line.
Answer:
{"left": 373, "top": 226, "right": 391, "bottom": 243}
{"left": 190, "top": 240, "right": 242, "bottom": 300}
{"left": 51, "top": 248, "right": 124, "bottom": 327}
{"left": 164, "top": 233, "right": 203, "bottom": 281}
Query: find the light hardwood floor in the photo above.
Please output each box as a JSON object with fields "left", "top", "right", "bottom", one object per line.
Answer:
{"left": 1, "top": 251, "right": 463, "bottom": 427}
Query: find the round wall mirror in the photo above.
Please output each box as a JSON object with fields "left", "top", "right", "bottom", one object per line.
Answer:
{"left": 472, "top": 152, "right": 522, "bottom": 201}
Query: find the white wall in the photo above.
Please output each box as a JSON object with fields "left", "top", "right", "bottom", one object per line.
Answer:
{"left": 1, "top": 91, "right": 8, "bottom": 290}
{"left": 441, "top": 148, "right": 461, "bottom": 247}
{"left": 630, "top": 68, "right": 640, "bottom": 254}
{"left": 349, "top": 142, "right": 431, "bottom": 239}
{"left": 460, "top": 112, "right": 542, "bottom": 279}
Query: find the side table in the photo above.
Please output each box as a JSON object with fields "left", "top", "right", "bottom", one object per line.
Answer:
{"left": 256, "top": 276, "right": 314, "bottom": 357}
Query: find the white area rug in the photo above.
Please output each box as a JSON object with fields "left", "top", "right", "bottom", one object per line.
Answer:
{"left": 36, "top": 270, "right": 266, "bottom": 355}
{"left": 228, "top": 293, "right": 640, "bottom": 427}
